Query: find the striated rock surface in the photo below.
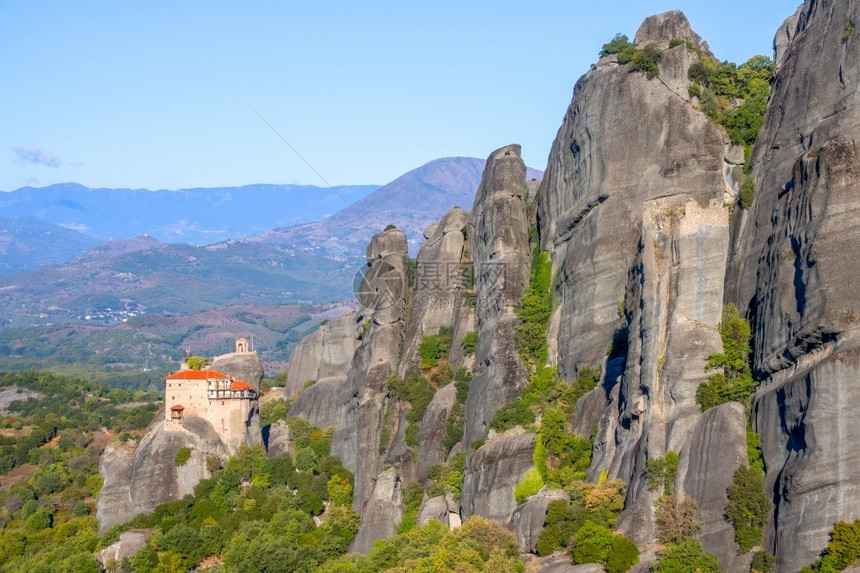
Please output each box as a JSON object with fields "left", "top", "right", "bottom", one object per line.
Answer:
{"left": 210, "top": 352, "right": 264, "bottom": 392}
{"left": 463, "top": 145, "right": 531, "bottom": 447}
{"left": 461, "top": 433, "right": 536, "bottom": 524}
{"left": 536, "top": 11, "right": 740, "bottom": 566}
{"left": 285, "top": 312, "right": 357, "bottom": 397}
{"left": 723, "top": 0, "right": 860, "bottom": 569}
{"left": 679, "top": 402, "right": 748, "bottom": 571}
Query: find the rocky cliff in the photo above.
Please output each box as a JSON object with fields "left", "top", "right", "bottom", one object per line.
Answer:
{"left": 275, "top": 4, "right": 860, "bottom": 571}
{"left": 727, "top": 1, "right": 860, "bottom": 570}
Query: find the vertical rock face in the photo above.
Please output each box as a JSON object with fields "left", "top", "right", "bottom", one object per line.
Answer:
{"left": 285, "top": 312, "right": 358, "bottom": 397}
{"left": 461, "top": 433, "right": 536, "bottom": 523}
{"left": 97, "top": 417, "right": 225, "bottom": 531}
{"left": 724, "top": 2, "right": 860, "bottom": 568}
{"left": 328, "top": 228, "right": 409, "bottom": 545}
{"left": 398, "top": 207, "right": 469, "bottom": 377}
{"left": 537, "top": 11, "right": 731, "bottom": 379}
{"left": 536, "top": 11, "right": 741, "bottom": 565}
{"left": 463, "top": 145, "right": 531, "bottom": 447}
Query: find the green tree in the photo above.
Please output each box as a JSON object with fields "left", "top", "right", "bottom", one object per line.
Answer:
{"left": 185, "top": 356, "right": 208, "bottom": 370}
{"left": 726, "top": 465, "right": 769, "bottom": 553}
{"left": 654, "top": 538, "right": 721, "bottom": 573}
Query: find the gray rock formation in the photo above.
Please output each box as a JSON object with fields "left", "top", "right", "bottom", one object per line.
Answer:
{"left": 463, "top": 145, "right": 531, "bottom": 447}
{"left": 398, "top": 207, "right": 469, "bottom": 377}
{"left": 97, "top": 416, "right": 223, "bottom": 531}
{"left": 288, "top": 379, "right": 343, "bottom": 430}
{"left": 95, "top": 529, "right": 152, "bottom": 571}
{"left": 721, "top": 0, "right": 860, "bottom": 569}
{"left": 210, "top": 352, "right": 264, "bottom": 392}
{"left": 461, "top": 434, "right": 536, "bottom": 524}
{"left": 418, "top": 495, "right": 449, "bottom": 526}
{"left": 417, "top": 383, "right": 457, "bottom": 481}
{"left": 679, "top": 402, "right": 749, "bottom": 571}
{"left": 350, "top": 467, "right": 403, "bottom": 553}
{"left": 285, "top": 312, "right": 357, "bottom": 397}
{"left": 536, "top": 11, "right": 742, "bottom": 568}
{"left": 264, "top": 419, "right": 295, "bottom": 457}
{"left": 508, "top": 489, "right": 569, "bottom": 553}
{"left": 329, "top": 228, "right": 410, "bottom": 543}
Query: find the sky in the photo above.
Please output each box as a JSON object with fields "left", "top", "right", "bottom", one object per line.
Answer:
{"left": 0, "top": 1, "right": 801, "bottom": 192}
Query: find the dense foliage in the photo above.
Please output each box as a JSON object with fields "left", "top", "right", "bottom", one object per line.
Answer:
{"left": 417, "top": 327, "right": 453, "bottom": 369}
{"left": 653, "top": 538, "right": 721, "bottom": 573}
{"left": 645, "top": 452, "right": 679, "bottom": 495}
{"left": 0, "top": 372, "right": 161, "bottom": 572}
{"left": 801, "top": 519, "right": 860, "bottom": 572}
{"left": 696, "top": 305, "right": 757, "bottom": 410}
{"left": 324, "top": 516, "right": 524, "bottom": 572}
{"left": 514, "top": 241, "right": 553, "bottom": 369}
{"left": 727, "top": 465, "right": 769, "bottom": 553}
{"left": 599, "top": 34, "right": 663, "bottom": 79}
{"left": 535, "top": 474, "right": 627, "bottom": 557}
{"left": 688, "top": 55, "right": 774, "bottom": 148}
{"left": 655, "top": 495, "right": 701, "bottom": 545}
{"left": 570, "top": 521, "right": 639, "bottom": 573}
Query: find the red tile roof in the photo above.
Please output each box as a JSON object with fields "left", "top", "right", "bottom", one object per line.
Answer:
{"left": 230, "top": 380, "right": 255, "bottom": 393}
{"left": 165, "top": 369, "right": 229, "bottom": 380}
{"left": 170, "top": 404, "right": 185, "bottom": 411}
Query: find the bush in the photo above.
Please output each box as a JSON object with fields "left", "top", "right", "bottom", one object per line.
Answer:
{"left": 654, "top": 538, "right": 720, "bottom": 573}
{"left": 185, "top": 356, "right": 208, "bottom": 370}
{"left": 489, "top": 399, "right": 534, "bottom": 432}
{"left": 461, "top": 331, "right": 477, "bottom": 356}
{"left": 600, "top": 33, "right": 636, "bottom": 63}
{"left": 570, "top": 521, "right": 639, "bottom": 573}
{"left": 751, "top": 550, "right": 776, "bottom": 572}
{"left": 645, "top": 452, "right": 679, "bottom": 494}
{"left": 631, "top": 45, "right": 663, "bottom": 79}
{"left": 384, "top": 224, "right": 397, "bottom": 231}
{"left": 514, "top": 467, "right": 544, "bottom": 504}
{"left": 726, "top": 465, "right": 770, "bottom": 553}
{"left": 418, "top": 327, "right": 454, "bottom": 368}
{"left": 515, "top": 247, "right": 553, "bottom": 368}
{"left": 655, "top": 495, "right": 701, "bottom": 544}
{"left": 804, "top": 519, "right": 860, "bottom": 571}
{"left": 697, "top": 305, "right": 757, "bottom": 410}
{"left": 174, "top": 447, "right": 192, "bottom": 467}
{"left": 739, "top": 178, "right": 755, "bottom": 208}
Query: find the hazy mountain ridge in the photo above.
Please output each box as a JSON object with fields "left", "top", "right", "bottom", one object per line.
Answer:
{"left": 0, "top": 181, "right": 380, "bottom": 252}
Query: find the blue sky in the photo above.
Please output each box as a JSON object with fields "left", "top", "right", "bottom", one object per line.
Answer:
{"left": 0, "top": 1, "right": 800, "bottom": 192}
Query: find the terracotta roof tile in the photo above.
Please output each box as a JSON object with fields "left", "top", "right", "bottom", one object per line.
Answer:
{"left": 170, "top": 404, "right": 185, "bottom": 411}
{"left": 165, "top": 369, "right": 229, "bottom": 380}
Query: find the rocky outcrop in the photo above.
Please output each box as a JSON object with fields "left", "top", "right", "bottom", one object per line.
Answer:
{"left": 95, "top": 529, "right": 152, "bottom": 571}
{"left": 723, "top": 0, "right": 860, "bottom": 569}
{"left": 416, "top": 383, "right": 457, "bottom": 481}
{"left": 210, "top": 352, "right": 264, "bottom": 392}
{"left": 264, "top": 419, "right": 295, "bottom": 457}
{"left": 285, "top": 312, "right": 357, "bottom": 397}
{"left": 399, "top": 207, "right": 469, "bottom": 377}
{"left": 461, "top": 433, "right": 536, "bottom": 524}
{"left": 679, "top": 402, "right": 749, "bottom": 571}
{"left": 536, "top": 12, "right": 742, "bottom": 567}
{"left": 463, "top": 145, "right": 531, "bottom": 447}
{"left": 330, "top": 228, "right": 409, "bottom": 544}
{"left": 350, "top": 467, "right": 403, "bottom": 553}
{"left": 97, "top": 416, "right": 224, "bottom": 531}
{"left": 508, "top": 489, "right": 569, "bottom": 553}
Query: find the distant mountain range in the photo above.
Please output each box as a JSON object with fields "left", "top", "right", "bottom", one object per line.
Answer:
{"left": 0, "top": 217, "right": 101, "bottom": 273}
{"left": 0, "top": 181, "right": 379, "bottom": 250}
{"left": 252, "top": 157, "right": 543, "bottom": 256}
